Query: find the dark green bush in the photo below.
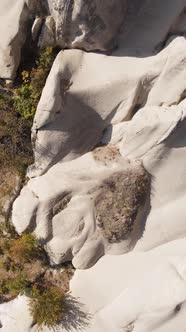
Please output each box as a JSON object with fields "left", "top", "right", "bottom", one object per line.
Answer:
{"left": 6, "top": 272, "right": 30, "bottom": 296}
{"left": 0, "top": 89, "right": 33, "bottom": 176}
{"left": 9, "top": 233, "right": 40, "bottom": 263}
{"left": 29, "top": 286, "right": 64, "bottom": 328}
{"left": 0, "top": 47, "right": 57, "bottom": 176}
{"left": 13, "top": 47, "right": 56, "bottom": 120}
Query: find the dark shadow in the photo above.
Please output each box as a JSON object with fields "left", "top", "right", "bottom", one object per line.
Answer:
{"left": 165, "top": 116, "right": 186, "bottom": 148}
{"left": 132, "top": 112, "right": 186, "bottom": 245}
{"left": 34, "top": 85, "right": 119, "bottom": 174}
{"left": 135, "top": 172, "right": 152, "bottom": 242}
{"left": 39, "top": 0, "right": 50, "bottom": 16}
{"left": 52, "top": 295, "right": 92, "bottom": 332}
{"left": 102, "top": 0, "right": 186, "bottom": 59}
{"left": 101, "top": 125, "right": 113, "bottom": 145}
{"left": 128, "top": 169, "right": 152, "bottom": 251}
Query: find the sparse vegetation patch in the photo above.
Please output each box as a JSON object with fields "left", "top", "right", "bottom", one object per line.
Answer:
{"left": 0, "top": 46, "right": 58, "bottom": 220}
{"left": 95, "top": 165, "right": 150, "bottom": 242}
{"left": 0, "top": 222, "right": 74, "bottom": 328}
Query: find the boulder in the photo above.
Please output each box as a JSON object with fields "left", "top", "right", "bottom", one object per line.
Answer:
{"left": 38, "top": 16, "right": 56, "bottom": 48}
{"left": 0, "top": 0, "right": 30, "bottom": 79}
{"left": 13, "top": 148, "right": 149, "bottom": 269}
{"left": 0, "top": 296, "right": 32, "bottom": 332}
{"left": 30, "top": 36, "right": 186, "bottom": 176}
{"left": 47, "top": 0, "right": 127, "bottom": 51}
{"left": 1, "top": 0, "right": 186, "bottom": 80}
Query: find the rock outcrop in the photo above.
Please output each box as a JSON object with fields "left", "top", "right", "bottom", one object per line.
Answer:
{"left": 0, "top": 0, "right": 126, "bottom": 80}
{"left": 1, "top": 0, "right": 186, "bottom": 80}
{"left": 0, "top": 1, "right": 30, "bottom": 80}
{"left": 46, "top": 0, "right": 126, "bottom": 51}
{"left": 29, "top": 35, "right": 186, "bottom": 176}
{"left": 13, "top": 150, "right": 150, "bottom": 269}
{"left": 2, "top": 0, "right": 186, "bottom": 331}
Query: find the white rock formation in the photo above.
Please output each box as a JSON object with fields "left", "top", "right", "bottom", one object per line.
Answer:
{"left": 30, "top": 35, "right": 186, "bottom": 175}
{"left": 0, "top": 0, "right": 126, "bottom": 79}
{"left": 13, "top": 152, "right": 150, "bottom": 269}
{"left": 12, "top": 97, "right": 186, "bottom": 269}
{"left": 2, "top": 0, "right": 186, "bottom": 331}
{"left": 0, "top": 296, "right": 32, "bottom": 332}
{"left": 46, "top": 0, "right": 127, "bottom": 51}
{"left": 0, "top": 0, "right": 30, "bottom": 79}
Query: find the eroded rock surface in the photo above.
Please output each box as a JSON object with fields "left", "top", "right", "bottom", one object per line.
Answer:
{"left": 0, "top": 1, "right": 30, "bottom": 79}
{"left": 1, "top": 0, "right": 186, "bottom": 79}
{"left": 30, "top": 35, "right": 186, "bottom": 175}
{"left": 13, "top": 148, "right": 149, "bottom": 269}
{"left": 46, "top": 0, "right": 126, "bottom": 51}
{"left": 2, "top": 1, "right": 186, "bottom": 332}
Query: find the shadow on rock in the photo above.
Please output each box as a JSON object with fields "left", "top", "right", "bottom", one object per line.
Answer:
{"left": 55, "top": 295, "right": 91, "bottom": 332}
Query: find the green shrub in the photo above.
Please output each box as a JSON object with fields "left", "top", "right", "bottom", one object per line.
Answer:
{"left": 0, "top": 280, "right": 9, "bottom": 295}
{"left": 0, "top": 90, "right": 33, "bottom": 176}
{"left": 0, "top": 255, "right": 17, "bottom": 272}
{"left": 0, "top": 228, "right": 66, "bottom": 329}
{"left": 13, "top": 47, "right": 56, "bottom": 120}
{"left": 9, "top": 233, "right": 40, "bottom": 263}
{"left": 29, "top": 287, "right": 64, "bottom": 328}
{"left": 6, "top": 272, "right": 30, "bottom": 296}
{"left": 0, "top": 47, "right": 57, "bottom": 177}
{"left": 13, "top": 83, "right": 36, "bottom": 120}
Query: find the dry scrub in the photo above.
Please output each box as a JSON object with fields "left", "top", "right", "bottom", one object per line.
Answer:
{"left": 0, "top": 224, "right": 74, "bottom": 328}
{"left": 95, "top": 165, "right": 150, "bottom": 242}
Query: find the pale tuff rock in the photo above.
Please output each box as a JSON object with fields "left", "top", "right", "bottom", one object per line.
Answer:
{"left": 0, "top": 0, "right": 30, "bottom": 79}
{"left": 13, "top": 151, "right": 149, "bottom": 269}
{"left": 0, "top": 0, "right": 126, "bottom": 79}
{"left": 8, "top": 99, "right": 186, "bottom": 331}
{"left": 1, "top": 0, "right": 186, "bottom": 79}
{"left": 13, "top": 99, "right": 186, "bottom": 270}
{"left": 31, "top": 17, "right": 43, "bottom": 42}
{"left": 30, "top": 36, "right": 186, "bottom": 176}
{"left": 2, "top": 1, "right": 186, "bottom": 332}
{"left": 0, "top": 296, "right": 32, "bottom": 332}
{"left": 47, "top": 0, "right": 127, "bottom": 51}
{"left": 38, "top": 16, "right": 56, "bottom": 48}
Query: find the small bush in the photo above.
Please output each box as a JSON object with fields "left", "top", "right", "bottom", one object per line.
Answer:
{"left": 0, "top": 90, "right": 33, "bottom": 176}
{"left": 6, "top": 272, "right": 30, "bottom": 296}
{"left": 0, "top": 227, "right": 69, "bottom": 329}
{"left": 29, "top": 286, "right": 64, "bottom": 328}
{"left": 0, "top": 47, "right": 57, "bottom": 179}
{"left": 13, "top": 83, "right": 36, "bottom": 120}
{"left": 13, "top": 47, "right": 56, "bottom": 120}
{"left": 9, "top": 234, "right": 40, "bottom": 263}
{"left": 0, "top": 280, "right": 9, "bottom": 296}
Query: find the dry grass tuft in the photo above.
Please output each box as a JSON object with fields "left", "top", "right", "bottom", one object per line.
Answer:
{"left": 95, "top": 164, "right": 150, "bottom": 242}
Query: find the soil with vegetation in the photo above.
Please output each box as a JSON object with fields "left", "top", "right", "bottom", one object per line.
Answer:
{"left": 95, "top": 166, "right": 150, "bottom": 242}
{"left": 0, "top": 223, "right": 74, "bottom": 329}
{"left": 0, "top": 46, "right": 75, "bottom": 329}
{"left": 0, "top": 47, "right": 57, "bottom": 219}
